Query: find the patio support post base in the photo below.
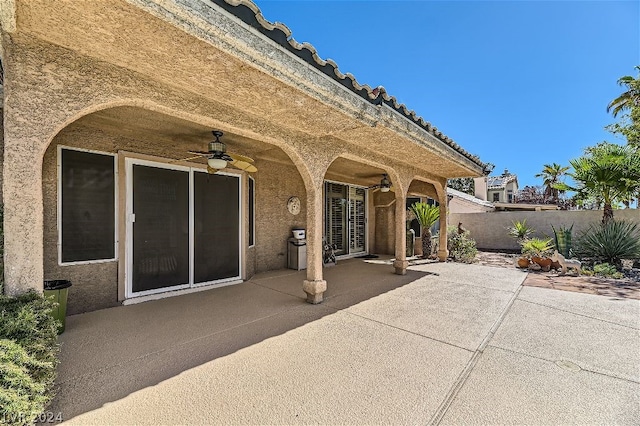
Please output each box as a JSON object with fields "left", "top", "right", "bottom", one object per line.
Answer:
{"left": 393, "top": 259, "right": 409, "bottom": 275}
{"left": 303, "top": 280, "right": 327, "bottom": 304}
{"left": 437, "top": 249, "right": 449, "bottom": 262}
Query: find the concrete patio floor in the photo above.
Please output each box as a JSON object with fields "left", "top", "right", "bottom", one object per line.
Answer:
{"left": 48, "top": 259, "right": 640, "bottom": 425}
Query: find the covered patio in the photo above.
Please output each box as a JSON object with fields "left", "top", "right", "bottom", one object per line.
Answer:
{"left": 48, "top": 257, "right": 433, "bottom": 419}
{"left": 1, "top": 0, "right": 489, "bottom": 312}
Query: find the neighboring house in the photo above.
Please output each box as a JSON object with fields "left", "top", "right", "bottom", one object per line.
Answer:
{"left": 474, "top": 169, "right": 518, "bottom": 203}
{"left": 447, "top": 188, "right": 495, "bottom": 213}
{"left": 0, "top": 0, "right": 488, "bottom": 313}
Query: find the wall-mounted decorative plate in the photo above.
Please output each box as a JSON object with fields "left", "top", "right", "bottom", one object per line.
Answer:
{"left": 287, "top": 196, "right": 301, "bottom": 215}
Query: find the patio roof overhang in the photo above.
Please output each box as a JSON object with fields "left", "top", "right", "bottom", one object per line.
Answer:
{"left": 3, "top": 0, "right": 486, "bottom": 181}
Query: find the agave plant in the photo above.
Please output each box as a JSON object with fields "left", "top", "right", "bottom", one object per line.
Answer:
{"left": 507, "top": 219, "right": 534, "bottom": 242}
{"left": 574, "top": 220, "right": 640, "bottom": 265}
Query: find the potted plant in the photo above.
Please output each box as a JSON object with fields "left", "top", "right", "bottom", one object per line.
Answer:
{"left": 521, "top": 237, "right": 554, "bottom": 271}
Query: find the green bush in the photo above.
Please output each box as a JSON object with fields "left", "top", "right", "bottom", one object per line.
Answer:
{"left": 447, "top": 226, "right": 478, "bottom": 263}
{"left": 520, "top": 237, "right": 554, "bottom": 258}
{"left": 0, "top": 292, "right": 59, "bottom": 425}
{"left": 592, "top": 263, "right": 624, "bottom": 279}
{"left": 574, "top": 220, "right": 640, "bottom": 265}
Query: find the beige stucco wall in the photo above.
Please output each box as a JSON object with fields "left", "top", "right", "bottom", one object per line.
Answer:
{"left": 42, "top": 120, "right": 269, "bottom": 314}
{"left": 373, "top": 191, "right": 396, "bottom": 255}
{"left": 253, "top": 159, "right": 306, "bottom": 273}
{"left": 451, "top": 209, "right": 640, "bottom": 251}
{"left": 473, "top": 177, "right": 487, "bottom": 201}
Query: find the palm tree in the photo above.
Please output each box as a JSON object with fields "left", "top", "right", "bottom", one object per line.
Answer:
{"left": 559, "top": 143, "right": 640, "bottom": 223}
{"left": 410, "top": 202, "right": 440, "bottom": 258}
{"left": 607, "top": 66, "right": 640, "bottom": 118}
{"left": 535, "top": 163, "right": 569, "bottom": 202}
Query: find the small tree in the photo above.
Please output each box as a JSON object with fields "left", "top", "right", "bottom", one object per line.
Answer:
{"left": 447, "top": 178, "right": 475, "bottom": 195}
{"left": 558, "top": 143, "right": 640, "bottom": 223}
{"left": 410, "top": 202, "right": 439, "bottom": 258}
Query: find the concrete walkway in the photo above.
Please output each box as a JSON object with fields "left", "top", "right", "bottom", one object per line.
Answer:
{"left": 49, "top": 260, "right": 640, "bottom": 424}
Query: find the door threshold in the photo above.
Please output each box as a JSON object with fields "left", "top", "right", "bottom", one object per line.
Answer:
{"left": 335, "top": 252, "right": 368, "bottom": 261}
{"left": 123, "top": 279, "right": 243, "bottom": 305}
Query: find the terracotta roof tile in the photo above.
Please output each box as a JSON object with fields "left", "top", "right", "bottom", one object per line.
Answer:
{"left": 213, "top": 0, "right": 487, "bottom": 171}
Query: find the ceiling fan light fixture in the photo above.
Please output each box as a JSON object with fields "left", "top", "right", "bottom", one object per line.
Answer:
{"left": 207, "top": 157, "right": 227, "bottom": 169}
{"left": 380, "top": 186, "right": 391, "bottom": 193}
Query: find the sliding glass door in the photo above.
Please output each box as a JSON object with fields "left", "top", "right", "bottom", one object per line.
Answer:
{"left": 127, "top": 159, "right": 241, "bottom": 297}
{"left": 324, "top": 182, "right": 367, "bottom": 257}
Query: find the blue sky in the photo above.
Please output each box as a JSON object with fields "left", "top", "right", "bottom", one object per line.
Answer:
{"left": 253, "top": 0, "right": 639, "bottom": 188}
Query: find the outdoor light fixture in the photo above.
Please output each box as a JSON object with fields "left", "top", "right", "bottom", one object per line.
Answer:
{"left": 366, "top": 173, "right": 393, "bottom": 192}
{"left": 380, "top": 174, "right": 391, "bottom": 192}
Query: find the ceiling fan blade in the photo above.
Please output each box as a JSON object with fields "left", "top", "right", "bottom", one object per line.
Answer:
{"left": 229, "top": 152, "right": 255, "bottom": 163}
{"left": 188, "top": 150, "right": 211, "bottom": 156}
{"left": 230, "top": 159, "right": 258, "bottom": 173}
{"left": 207, "top": 165, "right": 220, "bottom": 174}
{"left": 173, "top": 155, "right": 205, "bottom": 162}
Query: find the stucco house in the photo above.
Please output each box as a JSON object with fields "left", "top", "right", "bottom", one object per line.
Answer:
{"left": 474, "top": 169, "right": 518, "bottom": 204}
{"left": 0, "top": 0, "right": 489, "bottom": 314}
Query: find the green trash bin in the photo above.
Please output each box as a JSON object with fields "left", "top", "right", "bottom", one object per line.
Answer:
{"left": 44, "top": 280, "right": 72, "bottom": 334}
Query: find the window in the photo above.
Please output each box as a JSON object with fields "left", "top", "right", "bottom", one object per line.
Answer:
{"left": 59, "top": 148, "right": 116, "bottom": 263}
{"left": 248, "top": 176, "right": 255, "bottom": 247}
{"left": 507, "top": 190, "right": 513, "bottom": 203}
{"left": 493, "top": 193, "right": 500, "bottom": 202}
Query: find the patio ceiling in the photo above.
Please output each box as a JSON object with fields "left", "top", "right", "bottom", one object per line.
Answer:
{"left": 74, "top": 107, "right": 387, "bottom": 187}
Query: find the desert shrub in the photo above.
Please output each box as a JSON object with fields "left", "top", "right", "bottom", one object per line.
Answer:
{"left": 507, "top": 219, "right": 534, "bottom": 241}
{"left": 574, "top": 220, "right": 640, "bottom": 265}
{"left": 0, "top": 292, "right": 59, "bottom": 425}
{"left": 520, "top": 237, "right": 554, "bottom": 258}
{"left": 447, "top": 226, "right": 478, "bottom": 263}
{"left": 592, "top": 263, "right": 624, "bottom": 279}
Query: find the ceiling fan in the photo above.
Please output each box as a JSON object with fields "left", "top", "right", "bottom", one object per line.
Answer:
{"left": 367, "top": 173, "right": 393, "bottom": 193}
{"left": 181, "top": 130, "right": 257, "bottom": 174}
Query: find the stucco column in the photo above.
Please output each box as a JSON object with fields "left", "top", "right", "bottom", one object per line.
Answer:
{"left": 437, "top": 187, "right": 449, "bottom": 262}
{"left": 303, "top": 182, "right": 326, "bottom": 303}
{"left": 2, "top": 138, "right": 45, "bottom": 296}
{"left": 393, "top": 191, "right": 409, "bottom": 275}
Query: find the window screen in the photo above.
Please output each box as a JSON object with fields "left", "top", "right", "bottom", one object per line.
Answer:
{"left": 60, "top": 149, "right": 115, "bottom": 263}
{"left": 248, "top": 177, "right": 255, "bottom": 246}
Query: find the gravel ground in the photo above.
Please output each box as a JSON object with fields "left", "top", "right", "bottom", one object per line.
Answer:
{"left": 474, "top": 251, "right": 639, "bottom": 300}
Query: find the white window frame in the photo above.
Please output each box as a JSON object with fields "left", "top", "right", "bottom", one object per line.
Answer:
{"left": 125, "top": 157, "right": 242, "bottom": 299}
{"left": 57, "top": 146, "right": 118, "bottom": 266}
